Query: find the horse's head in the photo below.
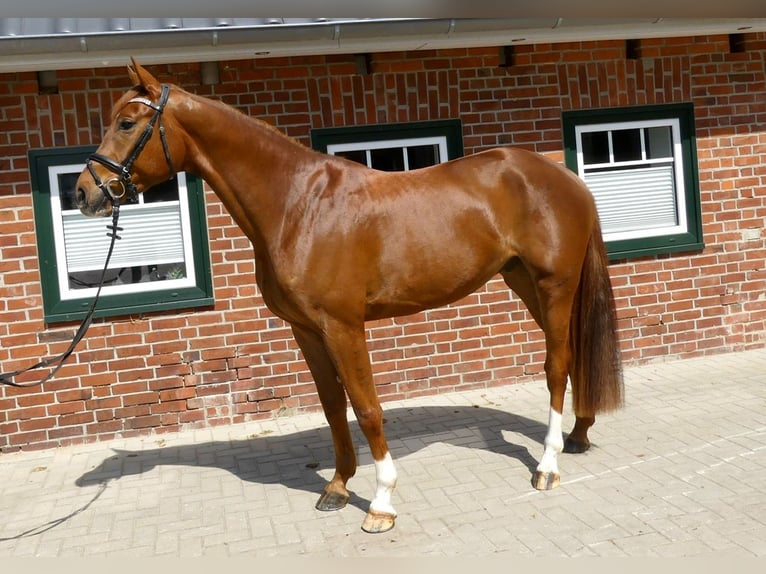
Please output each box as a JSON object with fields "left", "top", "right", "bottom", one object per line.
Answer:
{"left": 75, "top": 58, "right": 184, "bottom": 217}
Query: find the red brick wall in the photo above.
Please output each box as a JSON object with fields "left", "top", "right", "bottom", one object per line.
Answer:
{"left": 1, "top": 33, "right": 765, "bottom": 451}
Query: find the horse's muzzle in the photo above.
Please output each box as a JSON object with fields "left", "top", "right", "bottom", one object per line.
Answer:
{"left": 75, "top": 185, "right": 112, "bottom": 217}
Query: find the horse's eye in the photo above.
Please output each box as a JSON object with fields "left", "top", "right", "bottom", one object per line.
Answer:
{"left": 118, "top": 119, "right": 136, "bottom": 131}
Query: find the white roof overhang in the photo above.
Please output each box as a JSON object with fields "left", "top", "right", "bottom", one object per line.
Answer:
{"left": 2, "top": 18, "right": 766, "bottom": 73}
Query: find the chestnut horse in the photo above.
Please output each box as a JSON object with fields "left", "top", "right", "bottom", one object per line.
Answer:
{"left": 75, "top": 60, "right": 623, "bottom": 533}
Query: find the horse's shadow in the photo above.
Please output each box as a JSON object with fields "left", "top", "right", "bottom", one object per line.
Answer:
{"left": 75, "top": 404, "right": 550, "bottom": 513}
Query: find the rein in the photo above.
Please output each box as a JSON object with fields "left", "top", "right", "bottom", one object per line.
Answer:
{"left": 0, "top": 204, "right": 122, "bottom": 388}
{"left": 1, "top": 85, "right": 174, "bottom": 389}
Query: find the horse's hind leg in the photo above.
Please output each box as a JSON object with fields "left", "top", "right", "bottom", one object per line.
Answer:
{"left": 533, "top": 278, "right": 581, "bottom": 490}
{"left": 292, "top": 325, "right": 357, "bottom": 511}
{"left": 563, "top": 415, "right": 595, "bottom": 453}
{"left": 504, "top": 264, "right": 596, "bottom": 456}
{"left": 502, "top": 263, "right": 575, "bottom": 490}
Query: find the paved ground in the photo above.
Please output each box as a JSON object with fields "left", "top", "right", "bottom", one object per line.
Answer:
{"left": 1, "top": 348, "right": 765, "bottom": 557}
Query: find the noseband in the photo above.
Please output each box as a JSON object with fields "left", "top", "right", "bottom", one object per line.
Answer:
{"left": 87, "top": 83, "right": 175, "bottom": 203}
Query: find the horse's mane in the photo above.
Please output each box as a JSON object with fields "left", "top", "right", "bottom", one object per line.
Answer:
{"left": 110, "top": 82, "right": 308, "bottom": 151}
{"left": 181, "top": 84, "right": 310, "bottom": 151}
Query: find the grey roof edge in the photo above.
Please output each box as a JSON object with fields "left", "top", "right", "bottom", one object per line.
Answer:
{"left": 2, "top": 18, "right": 766, "bottom": 74}
{"left": 0, "top": 18, "right": 401, "bottom": 39}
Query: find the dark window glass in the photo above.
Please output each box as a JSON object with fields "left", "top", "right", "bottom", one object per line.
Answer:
{"left": 336, "top": 150, "right": 367, "bottom": 165}
{"left": 581, "top": 131, "right": 609, "bottom": 164}
{"left": 407, "top": 144, "right": 440, "bottom": 170}
{"left": 144, "top": 177, "right": 180, "bottom": 203}
{"left": 58, "top": 173, "right": 79, "bottom": 211}
{"left": 370, "top": 147, "right": 404, "bottom": 171}
{"left": 612, "top": 128, "right": 642, "bottom": 162}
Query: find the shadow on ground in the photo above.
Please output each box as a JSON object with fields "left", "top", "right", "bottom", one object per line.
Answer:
{"left": 75, "top": 404, "right": 552, "bottom": 513}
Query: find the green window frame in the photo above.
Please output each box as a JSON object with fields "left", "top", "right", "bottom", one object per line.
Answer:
{"left": 562, "top": 103, "right": 703, "bottom": 261}
{"left": 311, "top": 119, "right": 464, "bottom": 168}
{"left": 29, "top": 145, "right": 214, "bottom": 323}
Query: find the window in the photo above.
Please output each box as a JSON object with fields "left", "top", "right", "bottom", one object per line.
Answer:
{"left": 310, "top": 119, "right": 463, "bottom": 170}
{"left": 29, "top": 146, "right": 214, "bottom": 323}
{"left": 563, "top": 104, "right": 703, "bottom": 260}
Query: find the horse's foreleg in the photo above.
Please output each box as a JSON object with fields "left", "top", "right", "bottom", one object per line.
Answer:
{"left": 322, "top": 320, "right": 397, "bottom": 534}
{"left": 292, "top": 325, "right": 357, "bottom": 511}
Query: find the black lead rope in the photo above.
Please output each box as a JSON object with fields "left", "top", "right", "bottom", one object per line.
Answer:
{"left": 0, "top": 204, "right": 123, "bottom": 388}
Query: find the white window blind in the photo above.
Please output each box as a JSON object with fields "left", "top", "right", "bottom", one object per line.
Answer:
{"left": 62, "top": 202, "right": 186, "bottom": 272}
{"left": 583, "top": 164, "right": 678, "bottom": 234}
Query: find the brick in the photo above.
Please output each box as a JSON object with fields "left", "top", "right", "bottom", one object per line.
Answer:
{"left": 125, "top": 415, "right": 162, "bottom": 429}
{"left": 159, "top": 388, "right": 196, "bottom": 402}
{"left": 56, "top": 412, "right": 93, "bottom": 426}
{"left": 122, "top": 392, "right": 160, "bottom": 407}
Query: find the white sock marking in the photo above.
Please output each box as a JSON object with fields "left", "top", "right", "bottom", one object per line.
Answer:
{"left": 369, "top": 451, "right": 397, "bottom": 516}
{"left": 537, "top": 407, "right": 564, "bottom": 476}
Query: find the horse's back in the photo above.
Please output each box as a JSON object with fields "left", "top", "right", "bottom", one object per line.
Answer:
{"left": 366, "top": 145, "right": 597, "bottom": 259}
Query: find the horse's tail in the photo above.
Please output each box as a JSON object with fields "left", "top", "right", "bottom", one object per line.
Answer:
{"left": 569, "top": 219, "right": 624, "bottom": 415}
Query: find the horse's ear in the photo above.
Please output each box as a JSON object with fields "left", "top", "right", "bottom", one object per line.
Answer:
{"left": 127, "top": 57, "right": 161, "bottom": 97}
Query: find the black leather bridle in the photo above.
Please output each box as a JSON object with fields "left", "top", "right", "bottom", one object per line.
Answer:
{"left": 86, "top": 83, "right": 176, "bottom": 204}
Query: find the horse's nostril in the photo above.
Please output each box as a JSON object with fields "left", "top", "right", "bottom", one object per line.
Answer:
{"left": 76, "top": 187, "right": 86, "bottom": 206}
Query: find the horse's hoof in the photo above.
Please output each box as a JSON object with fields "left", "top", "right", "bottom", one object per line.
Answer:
{"left": 361, "top": 510, "right": 396, "bottom": 533}
{"left": 563, "top": 437, "right": 590, "bottom": 454}
{"left": 532, "top": 470, "right": 560, "bottom": 490}
{"left": 315, "top": 490, "right": 349, "bottom": 512}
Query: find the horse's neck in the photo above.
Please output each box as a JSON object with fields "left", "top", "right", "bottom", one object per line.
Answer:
{"left": 177, "top": 91, "right": 312, "bottom": 248}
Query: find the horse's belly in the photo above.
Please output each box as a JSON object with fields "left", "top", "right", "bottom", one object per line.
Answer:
{"left": 363, "top": 254, "right": 504, "bottom": 321}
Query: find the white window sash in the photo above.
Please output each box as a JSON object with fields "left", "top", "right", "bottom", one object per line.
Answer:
{"left": 574, "top": 118, "right": 687, "bottom": 243}
{"left": 48, "top": 166, "right": 197, "bottom": 300}
{"left": 326, "top": 136, "right": 449, "bottom": 169}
